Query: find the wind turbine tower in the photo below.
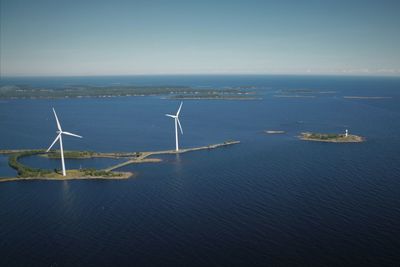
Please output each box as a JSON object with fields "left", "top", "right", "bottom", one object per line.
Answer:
{"left": 166, "top": 102, "right": 183, "bottom": 151}
{"left": 47, "top": 108, "right": 83, "bottom": 176}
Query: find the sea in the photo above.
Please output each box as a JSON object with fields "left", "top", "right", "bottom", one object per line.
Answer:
{"left": 0, "top": 75, "right": 400, "bottom": 266}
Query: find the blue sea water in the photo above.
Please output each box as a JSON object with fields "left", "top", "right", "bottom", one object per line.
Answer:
{"left": 0, "top": 75, "right": 400, "bottom": 266}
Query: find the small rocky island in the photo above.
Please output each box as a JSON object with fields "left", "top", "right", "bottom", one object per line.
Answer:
{"left": 299, "top": 132, "right": 364, "bottom": 143}
{"left": 265, "top": 130, "right": 286, "bottom": 134}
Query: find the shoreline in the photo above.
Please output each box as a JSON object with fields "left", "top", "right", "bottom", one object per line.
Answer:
{"left": 299, "top": 132, "right": 364, "bottom": 143}
{"left": 167, "top": 97, "right": 261, "bottom": 101}
{"left": 0, "top": 171, "right": 134, "bottom": 183}
{"left": 0, "top": 140, "right": 240, "bottom": 182}
{"left": 343, "top": 96, "right": 392, "bottom": 99}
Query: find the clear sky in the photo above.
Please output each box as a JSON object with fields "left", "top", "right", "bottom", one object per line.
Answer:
{"left": 1, "top": 0, "right": 400, "bottom": 76}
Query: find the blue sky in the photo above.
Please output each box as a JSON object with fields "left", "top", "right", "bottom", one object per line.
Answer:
{"left": 1, "top": 0, "right": 399, "bottom": 76}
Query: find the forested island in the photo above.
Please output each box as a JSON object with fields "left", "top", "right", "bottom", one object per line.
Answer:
{"left": 0, "top": 84, "right": 258, "bottom": 100}
{"left": 299, "top": 132, "right": 364, "bottom": 143}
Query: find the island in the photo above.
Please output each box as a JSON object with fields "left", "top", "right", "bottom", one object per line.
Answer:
{"left": 343, "top": 96, "right": 392, "bottom": 99}
{"left": 299, "top": 132, "right": 364, "bottom": 143}
{"left": 0, "top": 140, "right": 240, "bottom": 182}
{"left": 0, "top": 84, "right": 260, "bottom": 100}
{"left": 264, "top": 130, "right": 285, "bottom": 134}
{"left": 167, "top": 94, "right": 260, "bottom": 100}
{"left": 273, "top": 89, "right": 336, "bottom": 98}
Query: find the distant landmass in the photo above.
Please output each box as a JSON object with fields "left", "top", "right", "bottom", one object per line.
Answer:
{"left": 274, "top": 89, "right": 337, "bottom": 98}
{"left": 343, "top": 96, "right": 392, "bottom": 99}
{"left": 168, "top": 94, "right": 260, "bottom": 100}
{"left": 0, "top": 84, "right": 258, "bottom": 100}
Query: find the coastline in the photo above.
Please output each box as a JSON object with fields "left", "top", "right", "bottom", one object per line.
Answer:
{"left": 0, "top": 140, "right": 240, "bottom": 182}
{"left": 0, "top": 171, "right": 134, "bottom": 183}
{"left": 299, "top": 132, "right": 364, "bottom": 143}
{"left": 343, "top": 96, "right": 392, "bottom": 99}
{"left": 167, "top": 96, "right": 261, "bottom": 101}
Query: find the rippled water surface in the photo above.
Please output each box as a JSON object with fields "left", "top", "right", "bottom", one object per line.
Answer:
{"left": 1, "top": 75, "right": 400, "bottom": 266}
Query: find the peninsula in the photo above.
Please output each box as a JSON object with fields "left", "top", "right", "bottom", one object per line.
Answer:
{"left": 299, "top": 132, "right": 364, "bottom": 143}
{"left": 0, "top": 140, "right": 240, "bottom": 182}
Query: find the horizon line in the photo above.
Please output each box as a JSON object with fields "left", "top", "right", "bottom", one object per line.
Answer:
{"left": 2, "top": 72, "right": 400, "bottom": 79}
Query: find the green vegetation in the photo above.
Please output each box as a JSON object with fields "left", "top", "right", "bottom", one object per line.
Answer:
{"left": 44, "top": 150, "right": 94, "bottom": 158}
{"left": 0, "top": 85, "right": 255, "bottom": 99}
{"left": 1, "top": 141, "right": 241, "bottom": 182}
{"left": 300, "top": 132, "right": 364, "bottom": 143}
{"left": 8, "top": 150, "right": 53, "bottom": 177}
{"left": 308, "top": 133, "right": 343, "bottom": 140}
{"left": 82, "top": 168, "right": 123, "bottom": 177}
{"left": 6, "top": 150, "right": 130, "bottom": 179}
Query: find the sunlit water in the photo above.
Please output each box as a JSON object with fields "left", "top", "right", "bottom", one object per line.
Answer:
{"left": 1, "top": 75, "right": 400, "bottom": 266}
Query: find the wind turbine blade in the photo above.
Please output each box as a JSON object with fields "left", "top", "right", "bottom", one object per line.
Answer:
{"left": 52, "top": 108, "right": 62, "bottom": 131}
{"left": 177, "top": 118, "right": 183, "bottom": 135}
{"left": 47, "top": 134, "right": 61, "bottom": 152}
{"left": 63, "top": 131, "right": 83, "bottom": 138}
{"left": 176, "top": 102, "right": 183, "bottom": 116}
{"left": 165, "top": 114, "right": 176, "bottom": 118}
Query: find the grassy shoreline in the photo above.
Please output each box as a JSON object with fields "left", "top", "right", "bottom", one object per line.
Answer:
{"left": 4, "top": 150, "right": 134, "bottom": 181}
{"left": 0, "top": 172, "right": 133, "bottom": 183}
{"left": 0, "top": 140, "right": 240, "bottom": 182}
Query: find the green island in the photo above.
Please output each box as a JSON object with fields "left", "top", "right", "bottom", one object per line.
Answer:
{"left": 299, "top": 132, "right": 364, "bottom": 143}
{"left": 0, "top": 140, "right": 240, "bottom": 182}
{"left": 0, "top": 84, "right": 258, "bottom": 100}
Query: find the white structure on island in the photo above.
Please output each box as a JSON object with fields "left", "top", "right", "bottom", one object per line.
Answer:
{"left": 345, "top": 129, "right": 348, "bottom": 137}
{"left": 165, "top": 102, "right": 184, "bottom": 151}
{"left": 47, "top": 108, "right": 83, "bottom": 176}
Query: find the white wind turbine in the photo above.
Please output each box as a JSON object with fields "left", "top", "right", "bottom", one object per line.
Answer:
{"left": 47, "top": 108, "right": 83, "bottom": 176}
{"left": 166, "top": 102, "right": 183, "bottom": 151}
